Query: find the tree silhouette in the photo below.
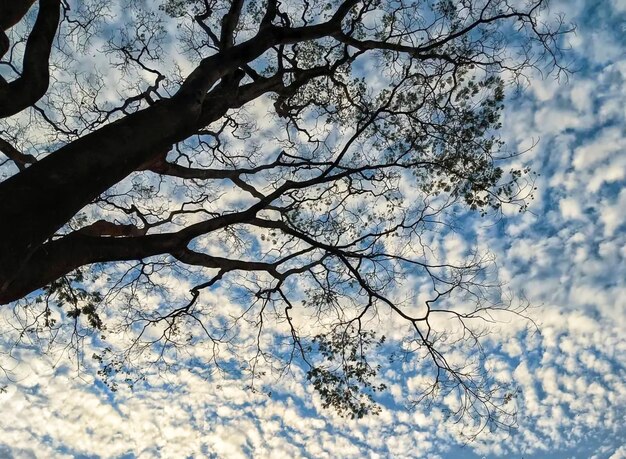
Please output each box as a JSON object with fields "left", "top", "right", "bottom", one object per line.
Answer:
{"left": 0, "top": 0, "right": 568, "bottom": 434}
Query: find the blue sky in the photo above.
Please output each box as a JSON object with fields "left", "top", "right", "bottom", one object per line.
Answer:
{"left": 0, "top": 0, "right": 624, "bottom": 457}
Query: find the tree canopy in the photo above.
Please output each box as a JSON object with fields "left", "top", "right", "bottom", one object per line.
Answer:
{"left": 0, "top": 0, "right": 569, "bottom": 434}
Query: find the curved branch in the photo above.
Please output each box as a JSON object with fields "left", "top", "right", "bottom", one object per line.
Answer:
{"left": 0, "top": 0, "right": 60, "bottom": 118}
{"left": 0, "top": 0, "right": 37, "bottom": 57}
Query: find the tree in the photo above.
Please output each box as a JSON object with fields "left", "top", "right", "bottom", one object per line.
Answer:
{"left": 0, "top": 0, "right": 568, "bottom": 435}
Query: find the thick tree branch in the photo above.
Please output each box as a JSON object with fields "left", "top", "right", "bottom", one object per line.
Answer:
{"left": 0, "top": 137, "right": 36, "bottom": 171}
{"left": 173, "top": 248, "right": 280, "bottom": 277}
{"left": 0, "top": 0, "right": 36, "bottom": 57}
{"left": 219, "top": 0, "right": 244, "bottom": 49}
{"left": 0, "top": 0, "right": 60, "bottom": 118}
{"left": 77, "top": 220, "right": 146, "bottom": 237}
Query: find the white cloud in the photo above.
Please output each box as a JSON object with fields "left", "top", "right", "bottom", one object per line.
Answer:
{"left": 573, "top": 126, "right": 624, "bottom": 170}
{"left": 599, "top": 189, "right": 626, "bottom": 237}
{"left": 558, "top": 197, "right": 584, "bottom": 220}
{"left": 611, "top": 0, "right": 626, "bottom": 12}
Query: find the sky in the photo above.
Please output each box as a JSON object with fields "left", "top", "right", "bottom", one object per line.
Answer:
{"left": 0, "top": 0, "right": 625, "bottom": 458}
